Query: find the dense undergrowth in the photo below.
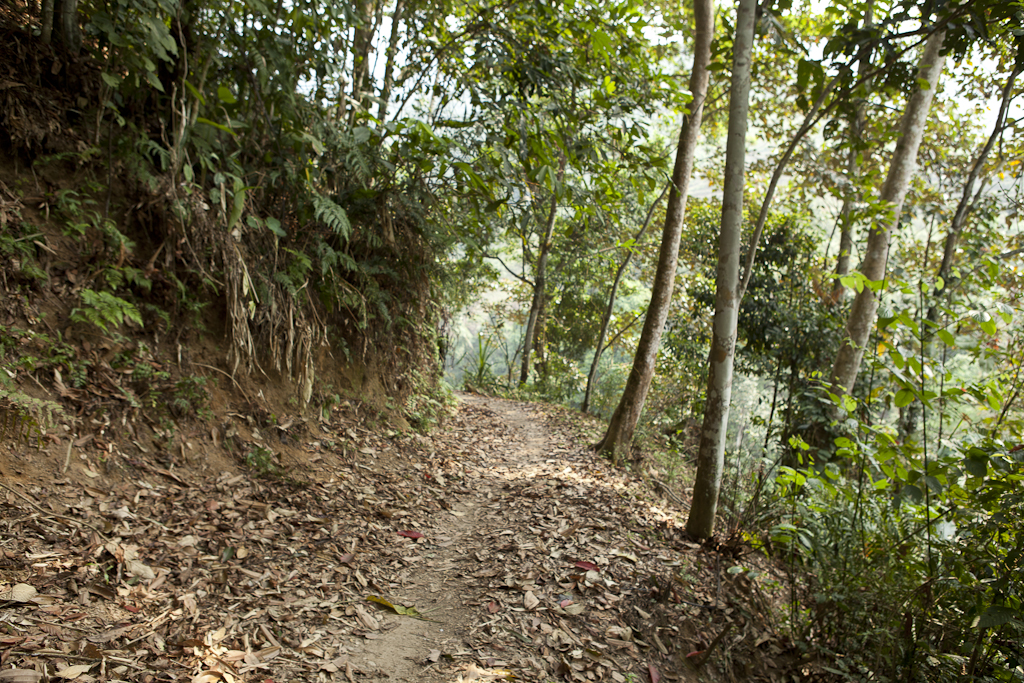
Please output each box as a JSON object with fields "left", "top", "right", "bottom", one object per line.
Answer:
{"left": 0, "top": 2, "right": 458, "bottom": 440}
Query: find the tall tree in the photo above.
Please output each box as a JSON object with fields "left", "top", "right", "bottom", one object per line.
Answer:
{"left": 520, "top": 167, "right": 563, "bottom": 385}
{"left": 829, "top": 29, "right": 947, "bottom": 399}
{"left": 594, "top": 0, "right": 713, "bottom": 464}
{"left": 582, "top": 183, "right": 668, "bottom": 413}
{"left": 684, "top": 0, "right": 756, "bottom": 539}
{"left": 832, "top": 4, "right": 874, "bottom": 300}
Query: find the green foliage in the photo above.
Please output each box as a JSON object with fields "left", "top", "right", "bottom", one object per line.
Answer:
{"left": 765, "top": 382, "right": 1024, "bottom": 682}
{"left": 71, "top": 289, "right": 143, "bottom": 333}
{"left": 243, "top": 445, "right": 282, "bottom": 478}
{"left": 0, "top": 388, "right": 65, "bottom": 446}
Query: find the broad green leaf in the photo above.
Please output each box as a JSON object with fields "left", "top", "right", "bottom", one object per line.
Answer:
{"left": 894, "top": 389, "right": 915, "bottom": 408}
{"left": 183, "top": 79, "right": 206, "bottom": 105}
{"left": 964, "top": 456, "right": 987, "bottom": 477}
{"left": 228, "top": 187, "right": 246, "bottom": 229}
{"left": 592, "top": 29, "right": 613, "bottom": 63}
{"left": 196, "top": 117, "right": 237, "bottom": 136}
{"left": 217, "top": 85, "right": 237, "bottom": 104}
{"left": 145, "top": 70, "right": 165, "bottom": 92}
{"left": 937, "top": 329, "right": 955, "bottom": 347}
{"left": 101, "top": 72, "right": 121, "bottom": 89}
{"left": 901, "top": 484, "right": 923, "bottom": 503}
{"left": 840, "top": 272, "right": 868, "bottom": 292}
{"left": 975, "top": 604, "right": 1019, "bottom": 629}
{"left": 266, "top": 217, "right": 286, "bottom": 237}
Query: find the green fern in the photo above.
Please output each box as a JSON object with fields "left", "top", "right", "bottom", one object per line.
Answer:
{"left": 313, "top": 195, "right": 352, "bottom": 239}
{"left": 0, "top": 389, "right": 65, "bottom": 446}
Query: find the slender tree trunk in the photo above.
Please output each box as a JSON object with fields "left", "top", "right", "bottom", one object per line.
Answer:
{"left": 684, "top": 0, "right": 756, "bottom": 539}
{"left": 832, "top": 5, "right": 873, "bottom": 300}
{"left": 899, "top": 58, "right": 1021, "bottom": 441}
{"left": 41, "top": 0, "right": 54, "bottom": 44}
{"left": 582, "top": 184, "right": 669, "bottom": 414}
{"left": 833, "top": 142, "right": 858, "bottom": 291}
{"left": 829, "top": 30, "right": 946, "bottom": 398}
{"left": 377, "top": 0, "right": 405, "bottom": 122}
{"left": 594, "top": 0, "right": 713, "bottom": 464}
{"left": 59, "top": 0, "right": 80, "bottom": 54}
{"left": 520, "top": 188, "right": 559, "bottom": 385}
{"left": 932, "top": 59, "right": 1019, "bottom": 312}
{"left": 350, "top": 0, "right": 377, "bottom": 123}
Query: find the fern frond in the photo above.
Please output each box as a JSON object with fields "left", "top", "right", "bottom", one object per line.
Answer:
{"left": 313, "top": 195, "right": 352, "bottom": 240}
{"left": 0, "top": 389, "right": 65, "bottom": 447}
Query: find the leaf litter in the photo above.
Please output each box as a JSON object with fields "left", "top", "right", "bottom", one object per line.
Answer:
{"left": 0, "top": 393, "right": 794, "bottom": 683}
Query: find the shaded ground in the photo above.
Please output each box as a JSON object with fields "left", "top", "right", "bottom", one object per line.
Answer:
{"left": 1, "top": 393, "right": 795, "bottom": 683}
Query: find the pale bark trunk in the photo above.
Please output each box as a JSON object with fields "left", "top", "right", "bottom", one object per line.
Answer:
{"left": 903, "top": 59, "right": 1020, "bottom": 440}
{"left": 582, "top": 184, "right": 668, "bottom": 414}
{"left": 684, "top": 0, "right": 755, "bottom": 540}
{"left": 350, "top": 0, "right": 377, "bottom": 123}
{"left": 829, "top": 30, "right": 946, "bottom": 398}
{"left": 519, "top": 190, "right": 559, "bottom": 385}
{"left": 933, "top": 60, "right": 1018, "bottom": 305}
{"left": 377, "top": 0, "right": 405, "bottom": 122}
{"left": 594, "top": 0, "right": 713, "bottom": 464}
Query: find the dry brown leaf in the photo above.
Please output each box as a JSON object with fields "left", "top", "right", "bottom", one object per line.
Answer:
{"left": 38, "top": 623, "right": 63, "bottom": 637}
{"left": 523, "top": 591, "right": 540, "bottom": 610}
{"left": 0, "top": 670, "right": 42, "bottom": 683}
{"left": 53, "top": 664, "right": 92, "bottom": 680}
{"left": 0, "top": 583, "right": 37, "bottom": 602}
{"left": 190, "top": 672, "right": 225, "bottom": 683}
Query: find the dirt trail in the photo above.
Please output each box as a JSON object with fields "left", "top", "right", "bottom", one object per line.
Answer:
{"left": 356, "top": 394, "right": 560, "bottom": 681}
{"left": 0, "top": 392, "right": 782, "bottom": 683}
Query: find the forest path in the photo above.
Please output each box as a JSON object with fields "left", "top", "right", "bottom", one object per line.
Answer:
{"left": 0, "top": 393, "right": 777, "bottom": 683}
{"left": 355, "top": 393, "right": 561, "bottom": 681}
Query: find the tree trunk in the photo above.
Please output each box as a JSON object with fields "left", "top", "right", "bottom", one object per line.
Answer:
{"left": 582, "top": 183, "right": 668, "bottom": 414}
{"left": 832, "top": 4, "right": 873, "bottom": 300}
{"left": 377, "top": 0, "right": 405, "bottom": 122}
{"left": 932, "top": 58, "right": 1019, "bottom": 309}
{"left": 59, "top": 0, "right": 80, "bottom": 54}
{"left": 41, "top": 0, "right": 54, "bottom": 45}
{"left": 684, "top": 0, "right": 756, "bottom": 540}
{"left": 829, "top": 29, "right": 946, "bottom": 398}
{"left": 350, "top": 0, "right": 378, "bottom": 123}
{"left": 900, "top": 57, "right": 1021, "bottom": 441}
{"left": 594, "top": 0, "right": 713, "bottom": 464}
{"left": 519, "top": 188, "right": 559, "bottom": 385}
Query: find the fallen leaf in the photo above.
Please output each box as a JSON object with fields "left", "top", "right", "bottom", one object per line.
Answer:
{"left": 0, "top": 584, "right": 37, "bottom": 602}
{"left": 53, "top": 664, "right": 93, "bottom": 680}
{"left": 574, "top": 561, "right": 599, "bottom": 572}
{"left": 397, "top": 530, "right": 424, "bottom": 539}
{"left": 191, "top": 672, "right": 225, "bottom": 683}
{"left": 0, "top": 670, "right": 42, "bottom": 683}
{"left": 126, "top": 558, "right": 156, "bottom": 579}
{"left": 648, "top": 662, "right": 661, "bottom": 683}
{"left": 523, "top": 591, "right": 539, "bottom": 610}
{"left": 613, "top": 550, "right": 638, "bottom": 563}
